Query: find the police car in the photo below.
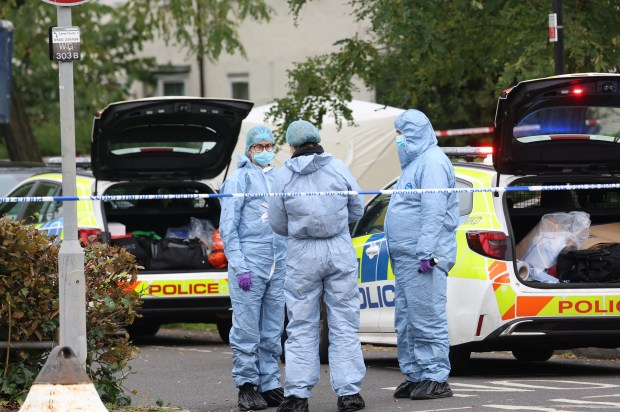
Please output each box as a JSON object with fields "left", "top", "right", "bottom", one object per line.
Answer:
{"left": 0, "top": 97, "right": 253, "bottom": 341}
{"left": 349, "top": 73, "right": 620, "bottom": 373}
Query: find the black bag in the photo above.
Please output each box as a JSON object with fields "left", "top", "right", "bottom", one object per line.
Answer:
{"left": 112, "top": 237, "right": 151, "bottom": 268}
{"left": 149, "top": 238, "right": 210, "bottom": 271}
{"left": 557, "top": 243, "right": 620, "bottom": 283}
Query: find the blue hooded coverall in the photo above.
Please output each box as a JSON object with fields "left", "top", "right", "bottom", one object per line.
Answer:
{"left": 385, "top": 109, "right": 459, "bottom": 383}
{"left": 220, "top": 154, "right": 287, "bottom": 392}
{"left": 268, "top": 152, "right": 366, "bottom": 399}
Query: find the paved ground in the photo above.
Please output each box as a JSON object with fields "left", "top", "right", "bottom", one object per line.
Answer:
{"left": 119, "top": 328, "right": 620, "bottom": 412}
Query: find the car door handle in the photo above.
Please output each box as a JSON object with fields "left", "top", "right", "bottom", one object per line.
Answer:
{"left": 365, "top": 243, "right": 380, "bottom": 259}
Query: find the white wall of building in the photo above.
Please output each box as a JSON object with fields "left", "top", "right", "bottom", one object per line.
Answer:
{"left": 131, "top": 0, "right": 374, "bottom": 104}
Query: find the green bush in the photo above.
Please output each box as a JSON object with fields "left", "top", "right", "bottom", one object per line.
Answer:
{"left": 0, "top": 217, "right": 142, "bottom": 409}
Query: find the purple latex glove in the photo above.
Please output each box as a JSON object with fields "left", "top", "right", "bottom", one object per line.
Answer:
{"left": 418, "top": 259, "right": 434, "bottom": 273}
{"left": 237, "top": 272, "right": 253, "bottom": 291}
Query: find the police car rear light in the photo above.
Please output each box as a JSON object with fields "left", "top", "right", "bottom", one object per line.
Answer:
{"left": 79, "top": 228, "right": 103, "bottom": 245}
{"left": 466, "top": 231, "right": 507, "bottom": 260}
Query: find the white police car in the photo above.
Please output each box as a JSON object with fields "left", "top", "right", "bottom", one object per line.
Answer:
{"left": 347, "top": 73, "right": 620, "bottom": 373}
{"left": 0, "top": 97, "right": 253, "bottom": 341}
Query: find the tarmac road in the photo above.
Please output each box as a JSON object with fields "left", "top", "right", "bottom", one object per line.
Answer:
{"left": 123, "top": 328, "right": 620, "bottom": 412}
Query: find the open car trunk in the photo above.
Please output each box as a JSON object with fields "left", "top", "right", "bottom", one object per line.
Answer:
{"left": 101, "top": 181, "right": 224, "bottom": 272}
{"left": 506, "top": 175, "right": 620, "bottom": 287}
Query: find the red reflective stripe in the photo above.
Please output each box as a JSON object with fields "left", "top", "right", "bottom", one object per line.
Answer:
{"left": 475, "top": 315, "right": 484, "bottom": 336}
{"left": 140, "top": 148, "right": 174, "bottom": 152}
{"left": 549, "top": 135, "right": 590, "bottom": 140}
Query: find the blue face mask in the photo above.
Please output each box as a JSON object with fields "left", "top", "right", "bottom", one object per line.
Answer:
{"left": 395, "top": 136, "right": 406, "bottom": 151}
{"left": 253, "top": 151, "right": 275, "bottom": 166}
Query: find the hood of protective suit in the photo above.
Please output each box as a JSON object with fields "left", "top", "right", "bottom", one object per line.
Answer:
{"left": 236, "top": 154, "right": 252, "bottom": 169}
{"left": 394, "top": 110, "right": 438, "bottom": 168}
{"left": 284, "top": 152, "right": 333, "bottom": 175}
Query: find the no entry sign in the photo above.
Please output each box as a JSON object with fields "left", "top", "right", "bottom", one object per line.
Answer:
{"left": 41, "top": 0, "right": 90, "bottom": 6}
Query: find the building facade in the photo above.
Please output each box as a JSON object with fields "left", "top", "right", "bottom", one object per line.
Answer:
{"left": 130, "top": 0, "right": 374, "bottom": 105}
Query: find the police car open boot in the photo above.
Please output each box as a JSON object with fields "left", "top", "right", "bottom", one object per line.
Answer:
{"left": 276, "top": 396, "right": 309, "bottom": 412}
{"left": 337, "top": 393, "right": 365, "bottom": 412}
{"left": 260, "top": 387, "right": 285, "bottom": 407}
{"left": 410, "top": 380, "right": 453, "bottom": 400}
{"left": 238, "top": 382, "right": 268, "bottom": 411}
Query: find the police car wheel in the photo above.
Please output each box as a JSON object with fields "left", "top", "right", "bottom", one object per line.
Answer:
{"left": 318, "top": 300, "right": 329, "bottom": 364}
{"left": 449, "top": 345, "right": 471, "bottom": 376}
{"left": 512, "top": 347, "right": 554, "bottom": 362}
{"left": 280, "top": 311, "right": 289, "bottom": 363}
{"left": 217, "top": 321, "right": 232, "bottom": 344}
{"left": 127, "top": 320, "right": 160, "bottom": 337}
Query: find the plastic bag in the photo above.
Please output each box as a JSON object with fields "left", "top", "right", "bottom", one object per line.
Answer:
{"left": 521, "top": 212, "right": 591, "bottom": 273}
{"left": 190, "top": 217, "right": 216, "bottom": 252}
{"left": 165, "top": 223, "right": 192, "bottom": 239}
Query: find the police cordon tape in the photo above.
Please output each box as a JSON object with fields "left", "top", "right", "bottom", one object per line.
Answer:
{"left": 2, "top": 183, "right": 620, "bottom": 204}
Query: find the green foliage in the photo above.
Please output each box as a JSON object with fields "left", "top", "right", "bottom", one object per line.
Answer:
{"left": 1, "top": 0, "right": 271, "bottom": 157}
{"left": 1, "top": 1, "right": 155, "bottom": 156}
{"left": 126, "top": 0, "right": 272, "bottom": 62}
{"left": 271, "top": 0, "right": 620, "bottom": 145}
{"left": 0, "top": 217, "right": 141, "bottom": 409}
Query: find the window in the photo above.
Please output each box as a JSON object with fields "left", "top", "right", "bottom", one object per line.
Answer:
{"left": 163, "top": 81, "right": 185, "bottom": 96}
{"left": 228, "top": 74, "right": 249, "bottom": 100}
{"left": 0, "top": 182, "right": 35, "bottom": 219}
{"left": 22, "top": 182, "right": 62, "bottom": 224}
{"left": 352, "top": 179, "right": 474, "bottom": 237}
{"left": 514, "top": 106, "right": 620, "bottom": 143}
{"left": 150, "top": 65, "right": 190, "bottom": 97}
{"left": 456, "top": 179, "right": 473, "bottom": 216}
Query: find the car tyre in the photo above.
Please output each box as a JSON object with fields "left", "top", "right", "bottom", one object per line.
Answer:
{"left": 449, "top": 345, "right": 471, "bottom": 376}
{"left": 512, "top": 347, "right": 554, "bottom": 362}
{"left": 318, "top": 300, "right": 329, "bottom": 364}
{"left": 127, "top": 320, "right": 160, "bottom": 338}
{"left": 280, "top": 302, "right": 329, "bottom": 364}
{"left": 217, "top": 320, "right": 232, "bottom": 344}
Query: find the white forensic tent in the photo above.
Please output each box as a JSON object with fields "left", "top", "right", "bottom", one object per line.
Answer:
{"left": 214, "top": 100, "right": 405, "bottom": 191}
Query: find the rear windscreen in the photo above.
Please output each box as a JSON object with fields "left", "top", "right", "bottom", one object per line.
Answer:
{"left": 103, "top": 184, "right": 212, "bottom": 210}
{"left": 513, "top": 106, "right": 620, "bottom": 143}
{"left": 109, "top": 124, "right": 219, "bottom": 155}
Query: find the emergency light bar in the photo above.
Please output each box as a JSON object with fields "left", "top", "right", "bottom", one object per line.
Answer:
{"left": 441, "top": 147, "right": 493, "bottom": 158}
{"left": 46, "top": 156, "right": 92, "bottom": 169}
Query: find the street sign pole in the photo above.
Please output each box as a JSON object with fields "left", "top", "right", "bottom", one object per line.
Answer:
{"left": 55, "top": 5, "right": 86, "bottom": 366}
{"left": 552, "top": 0, "right": 564, "bottom": 75}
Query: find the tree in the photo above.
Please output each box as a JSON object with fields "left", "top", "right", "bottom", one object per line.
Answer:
{"left": 0, "top": 0, "right": 271, "bottom": 160}
{"left": 268, "top": 0, "right": 620, "bottom": 146}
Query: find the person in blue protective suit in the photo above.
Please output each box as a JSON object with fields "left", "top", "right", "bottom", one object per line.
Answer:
{"left": 268, "top": 120, "right": 366, "bottom": 412}
{"left": 220, "top": 125, "right": 287, "bottom": 411}
{"left": 385, "top": 109, "right": 459, "bottom": 400}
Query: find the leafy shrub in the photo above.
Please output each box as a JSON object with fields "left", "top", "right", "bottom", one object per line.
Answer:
{"left": 0, "top": 217, "right": 142, "bottom": 409}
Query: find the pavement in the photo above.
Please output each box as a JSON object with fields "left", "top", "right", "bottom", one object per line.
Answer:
{"left": 563, "top": 347, "right": 620, "bottom": 360}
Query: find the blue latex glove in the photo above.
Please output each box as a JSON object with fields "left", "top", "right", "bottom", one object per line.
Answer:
{"left": 418, "top": 259, "right": 433, "bottom": 273}
{"left": 237, "top": 272, "right": 253, "bottom": 291}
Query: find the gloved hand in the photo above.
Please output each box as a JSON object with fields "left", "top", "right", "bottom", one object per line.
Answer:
{"left": 418, "top": 260, "right": 434, "bottom": 273}
{"left": 237, "top": 272, "right": 253, "bottom": 291}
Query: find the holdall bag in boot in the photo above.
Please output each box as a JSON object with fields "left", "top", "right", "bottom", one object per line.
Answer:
{"left": 150, "top": 238, "right": 210, "bottom": 271}
{"left": 111, "top": 236, "right": 152, "bottom": 268}
{"left": 556, "top": 243, "right": 620, "bottom": 283}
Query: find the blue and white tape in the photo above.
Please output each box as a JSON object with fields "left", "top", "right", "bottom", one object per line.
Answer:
{"left": 1, "top": 183, "right": 620, "bottom": 204}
